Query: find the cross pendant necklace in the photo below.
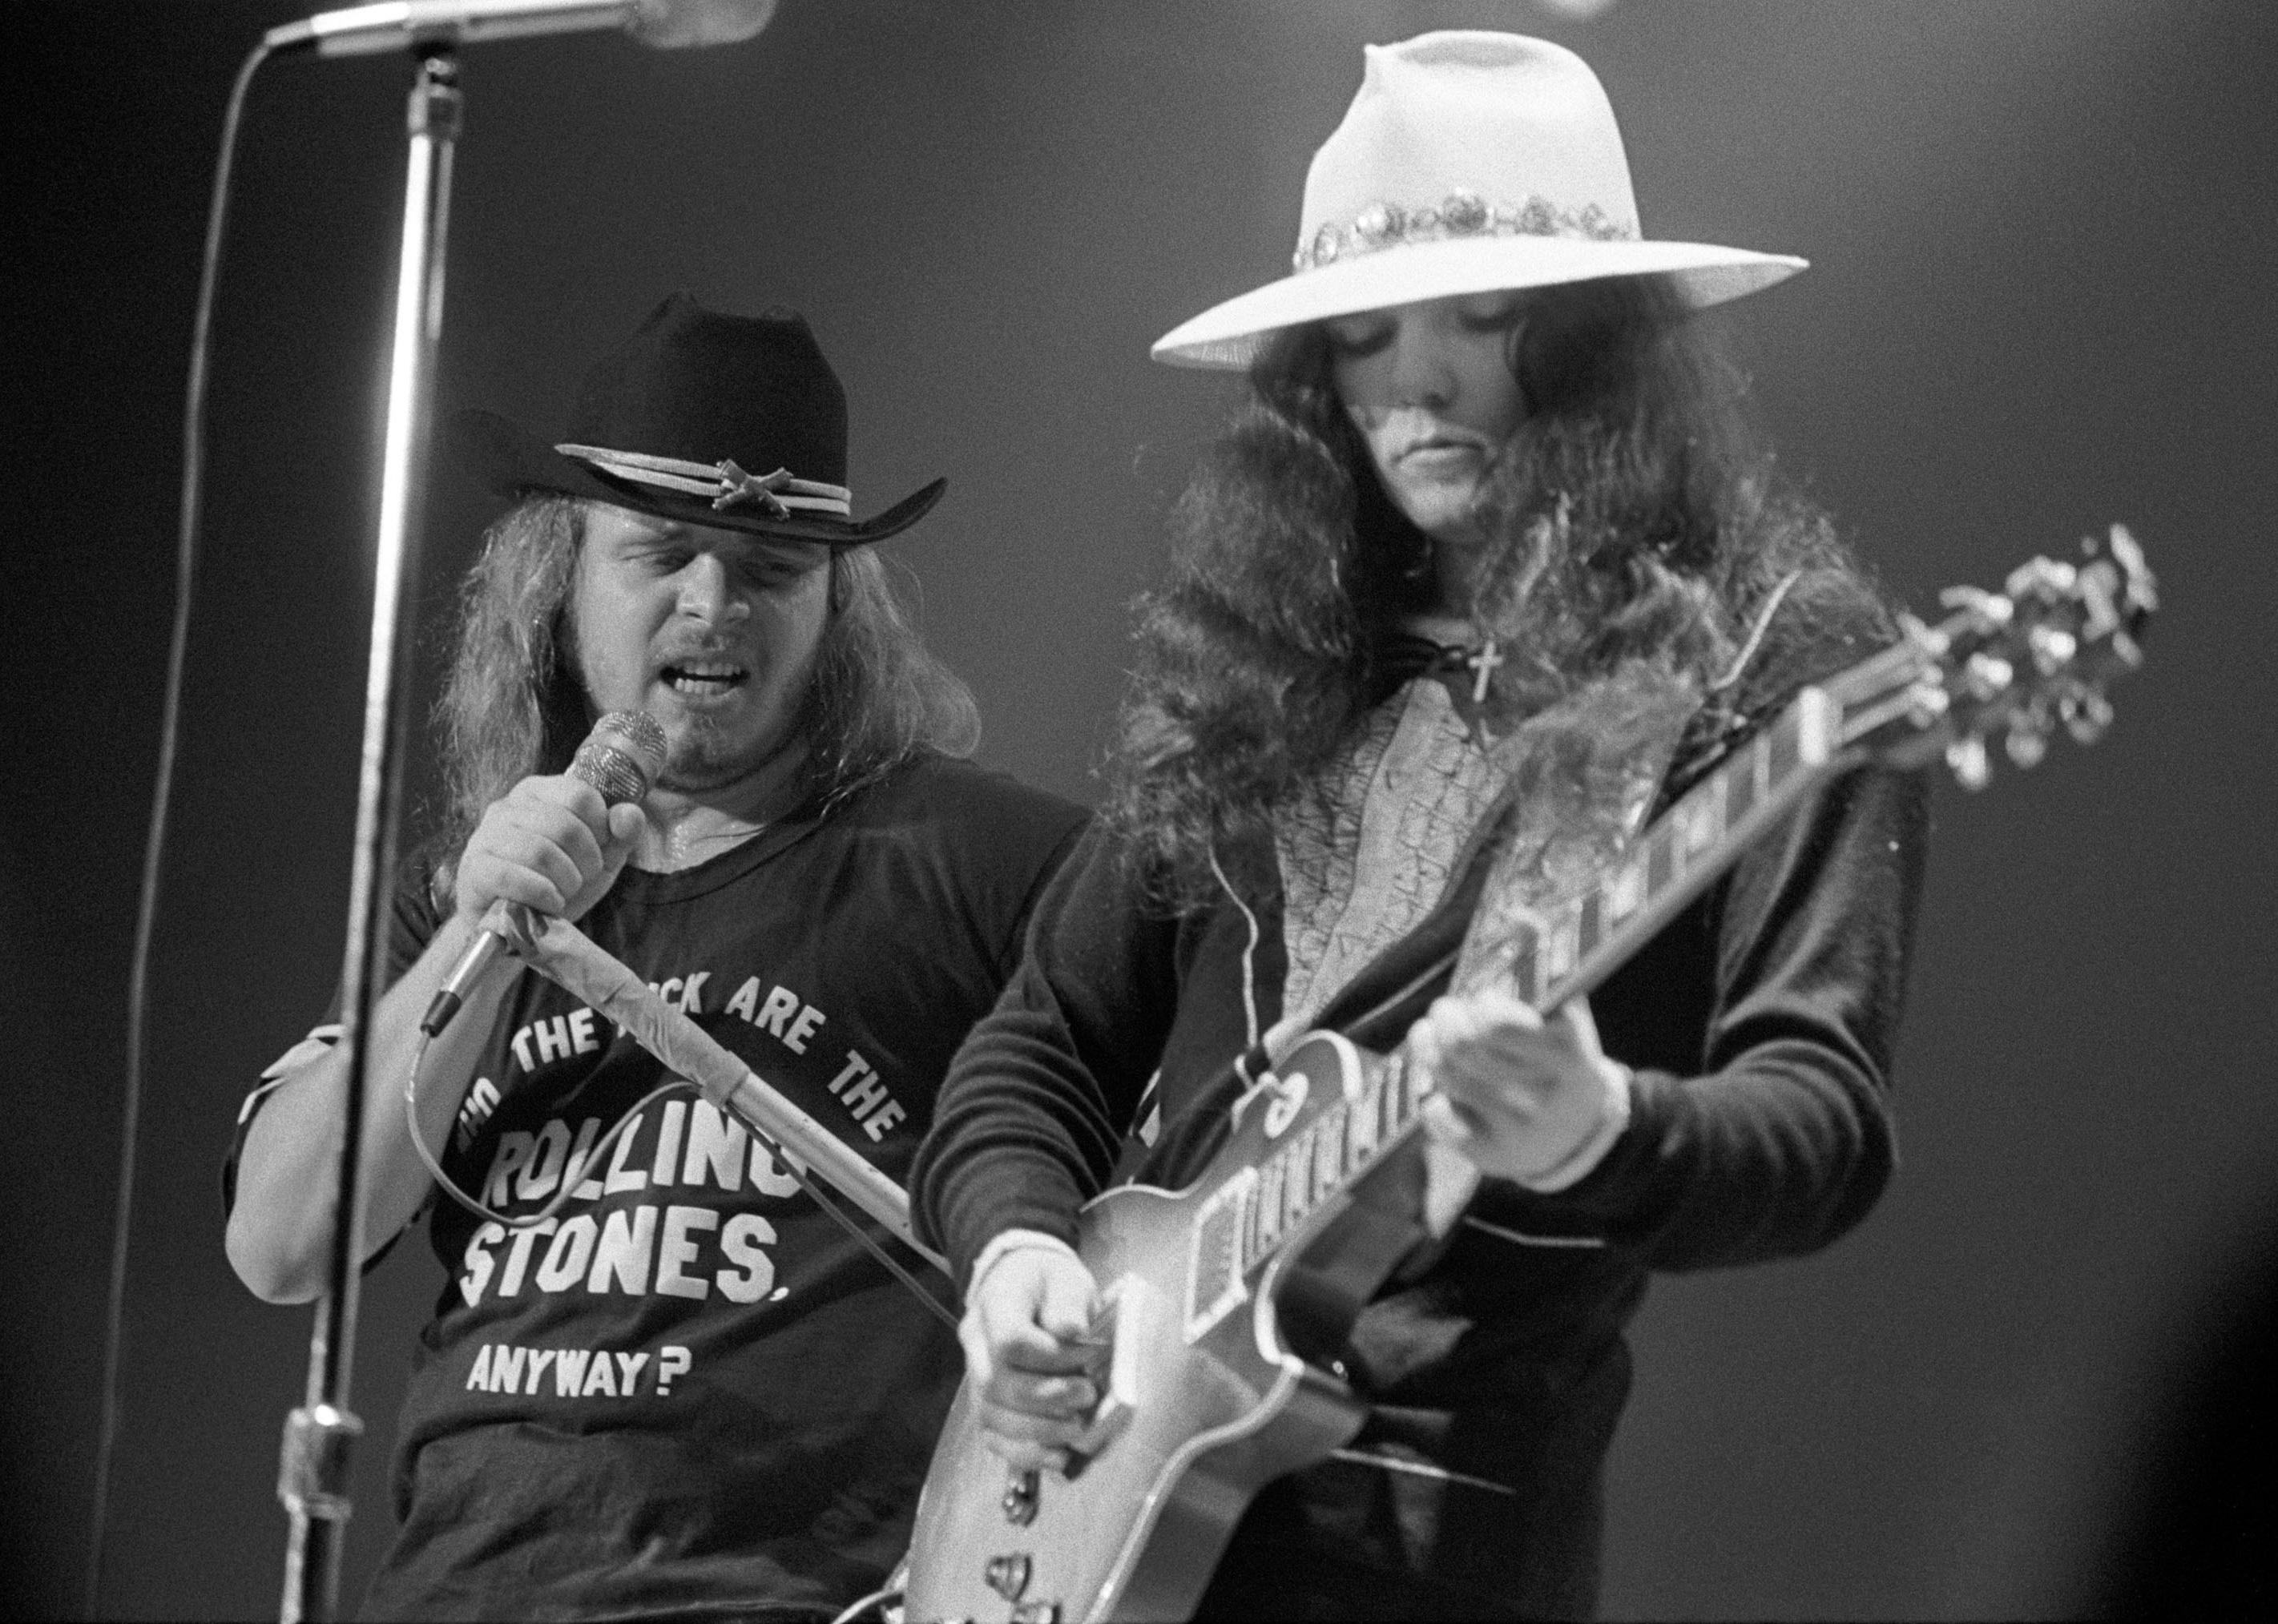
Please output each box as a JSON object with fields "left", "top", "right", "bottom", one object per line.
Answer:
{"left": 1466, "top": 639, "right": 1504, "bottom": 703}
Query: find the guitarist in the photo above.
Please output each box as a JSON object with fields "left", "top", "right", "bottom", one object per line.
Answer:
{"left": 913, "top": 33, "right": 1926, "bottom": 1622}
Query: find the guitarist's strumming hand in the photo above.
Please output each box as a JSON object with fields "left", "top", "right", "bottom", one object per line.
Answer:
{"left": 959, "top": 1232, "right": 1105, "bottom": 1475}
{"left": 1407, "top": 988, "right": 1632, "bottom": 1192}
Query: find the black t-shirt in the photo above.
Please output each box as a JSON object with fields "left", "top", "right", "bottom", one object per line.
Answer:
{"left": 236, "top": 755, "right": 1084, "bottom": 1622}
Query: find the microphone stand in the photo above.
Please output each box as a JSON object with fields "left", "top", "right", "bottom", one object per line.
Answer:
{"left": 274, "top": 47, "right": 461, "bottom": 1624}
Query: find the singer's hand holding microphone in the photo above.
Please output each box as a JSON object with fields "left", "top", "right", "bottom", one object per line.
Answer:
{"left": 423, "top": 711, "right": 667, "bottom": 1036}
{"left": 455, "top": 743, "right": 643, "bottom": 928}
{"left": 228, "top": 711, "right": 667, "bottom": 1302}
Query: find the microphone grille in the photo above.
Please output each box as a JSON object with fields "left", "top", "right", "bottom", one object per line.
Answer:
{"left": 627, "top": 0, "right": 779, "bottom": 50}
{"left": 573, "top": 711, "right": 668, "bottom": 804}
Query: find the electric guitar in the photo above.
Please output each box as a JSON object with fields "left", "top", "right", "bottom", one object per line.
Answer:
{"left": 904, "top": 530, "right": 2156, "bottom": 1624}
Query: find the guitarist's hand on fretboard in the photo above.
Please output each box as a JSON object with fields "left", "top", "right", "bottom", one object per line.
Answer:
{"left": 958, "top": 1234, "right": 1108, "bottom": 1476}
{"left": 1406, "top": 988, "right": 1633, "bottom": 1198}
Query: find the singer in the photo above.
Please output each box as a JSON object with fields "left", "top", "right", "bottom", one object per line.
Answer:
{"left": 224, "top": 295, "right": 1083, "bottom": 1621}
{"left": 912, "top": 34, "right": 1927, "bottom": 1620}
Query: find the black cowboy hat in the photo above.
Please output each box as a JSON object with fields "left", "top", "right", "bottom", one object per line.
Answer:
{"left": 453, "top": 292, "right": 945, "bottom": 546}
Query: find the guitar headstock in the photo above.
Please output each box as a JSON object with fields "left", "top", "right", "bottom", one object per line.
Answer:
{"left": 1834, "top": 525, "right": 2156, "bottom": 787}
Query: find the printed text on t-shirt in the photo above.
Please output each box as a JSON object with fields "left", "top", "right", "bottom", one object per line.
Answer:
{"left": 457, "top": 970, "right": 905, "bottom": 1146}
{"left": 462, "top": 1341, "right": 695, "bottom": 1398}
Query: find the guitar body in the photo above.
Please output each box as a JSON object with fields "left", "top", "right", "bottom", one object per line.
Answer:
{"left": 905, "top": 1033, "right": 1432, "bottom": 1624}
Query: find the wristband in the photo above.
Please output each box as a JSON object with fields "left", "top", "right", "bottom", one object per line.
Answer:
{"left": 1515, "top": 1059, "right": 1633, "bottom": 1193}
{"left": 967, "top": 1227, "right": 1083, "bottom": 1295}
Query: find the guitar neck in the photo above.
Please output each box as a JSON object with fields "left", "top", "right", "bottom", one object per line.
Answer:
{"left": 1516, "top": 684, "right": 1862, "bottom": 1012}
{"left": 1188, "top": 527, "right": 2151, "bottom": 1358}
{"left": 1213, "top": 677, "right": 1881, "bottom": 1290}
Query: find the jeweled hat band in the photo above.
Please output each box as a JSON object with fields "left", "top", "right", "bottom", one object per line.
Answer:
{"left": 554, "top": 443, "right": 853, "bottom": 519}
{"left": 1296, "top": 188, "right": 1639, "bottom": 273}
{"left": 1149, "top": 34, "right": 1806, "bottom": 369}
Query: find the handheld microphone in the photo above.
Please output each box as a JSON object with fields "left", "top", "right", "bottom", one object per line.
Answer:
{"left": 265, "top": 0, "right": 778, "bottom": 58}
{"left": 419, "top": 710, "right": 667, "bottom": 1038}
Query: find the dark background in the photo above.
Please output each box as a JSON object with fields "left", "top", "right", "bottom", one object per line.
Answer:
{"left": 5, "top": 1, "right": 2274, "bottom": 1618}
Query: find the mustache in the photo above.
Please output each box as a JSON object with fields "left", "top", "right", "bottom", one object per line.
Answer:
{"left": 654, "top": 637, "right": 749, "bottom": 663}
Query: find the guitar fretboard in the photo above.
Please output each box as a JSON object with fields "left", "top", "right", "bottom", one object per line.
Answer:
{"left": 1183, "top": 686, "right": 1850, "bottom": 1340}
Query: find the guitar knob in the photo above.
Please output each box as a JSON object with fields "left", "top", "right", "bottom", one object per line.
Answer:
{"left": 985, "top": 1552, "right": 1032, "bottom": 1602}
{"left": 1002, "top": 1467, "right": 1039, "bottom": 1526}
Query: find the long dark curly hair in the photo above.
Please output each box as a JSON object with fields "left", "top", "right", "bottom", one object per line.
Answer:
{"left": 427, "top": 495, "right": 979, "bottom": 890}
{"left": 1106, "top": 274, "right": 1890, "bottom": 905}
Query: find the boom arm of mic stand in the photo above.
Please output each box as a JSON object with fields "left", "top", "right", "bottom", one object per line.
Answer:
{"left": 499, "top": 911, "right": 949, "bottom": 1275}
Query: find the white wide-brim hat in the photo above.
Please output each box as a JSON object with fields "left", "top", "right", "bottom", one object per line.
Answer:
{"left": 1152, "top": 31, "right": 1807, "bottom": 370}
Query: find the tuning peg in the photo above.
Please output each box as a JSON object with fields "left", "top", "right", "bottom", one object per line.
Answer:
{"left": 1946, "top": 734, "right": 1992, "bottom": 790}
{"left": 1961, "top": 651, "right": 2015, "bottom": 702}
{"left": 1937, "top": 586, "right": 2011, "bottom": 631}
{"left": 2026, "top": 623, "right": 2079, "bottom": 676}
{"left": 2006, "top": 557, "right": 2078, "bottom": 601}
{"left": 1905, "top": 679, "right": 1952, "bottom": 731}
{"left": 2061, "top": 687, "right": 2115, "bottom": 745}
{"left": 2071, "top": 557, "right": 2123, "bottom": 641}
{"left": 1898, "top": 610, "right": 1951, "bottom": 659}
{"left": 2099, "top": 525, "right": 2159, "bottom": 612}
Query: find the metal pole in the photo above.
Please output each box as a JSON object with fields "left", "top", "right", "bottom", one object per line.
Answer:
{"left": 276, "top": 48, "right": 460, "bottom": 1624}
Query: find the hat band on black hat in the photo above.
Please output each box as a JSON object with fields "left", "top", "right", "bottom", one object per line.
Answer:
{"left": 554, "top": 442, "right": 854, "bottom": 519}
